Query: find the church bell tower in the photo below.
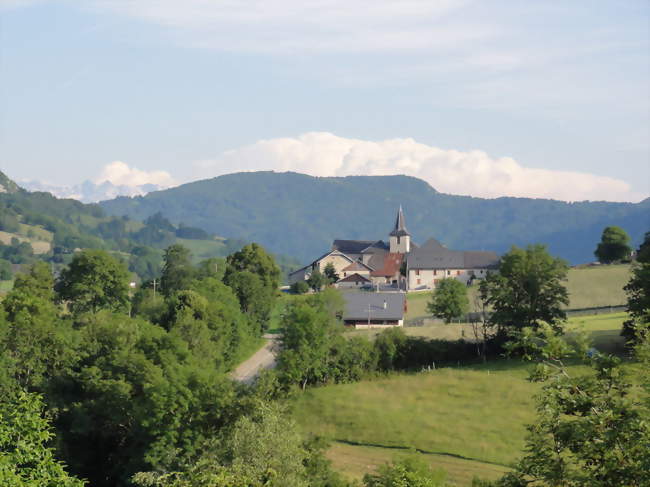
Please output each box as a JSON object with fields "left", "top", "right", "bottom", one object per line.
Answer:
{"left": 389, "top": 205, "right": 411, "bottom": 254}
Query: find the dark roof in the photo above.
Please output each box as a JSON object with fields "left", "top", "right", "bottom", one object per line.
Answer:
{"left": 389, "top": 206, "right": 411, "bottom": 237}
{"left": 332, "top": 239, "right": 381, "bottom": 254}
{"left": 407, "top": 238, "right": 498, "bottom": 270}
{"left": 337, "top": 273, "right": 371, "bottom": 283}
{"left": 342, "top": 292, "right": 406, "bottom": 321}
{"left": 360, "top": 240, "right": 389, "bottom": 253}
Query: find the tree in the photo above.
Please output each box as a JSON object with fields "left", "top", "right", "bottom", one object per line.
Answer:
{"left": 363, "top": 457, "right": 447, "bottom": 487}
{"left": 225, "top": 243, "right": 280, "bottom": 292}
{"left": 0, "top": 258, "right": 11, "bottom": 280}
{"left": 225, "top": 243, "right": 280, "bottom": 330}
{"left": 499, "top": 327, "right": 650, "bottom": 487}
{"left": 479, "top": 245, "right": 569, "bottom": 335}
{"left": 594, "top": 225, "right": 632, "bottom": 264}
{"left": 56, "top": 249, "right": 130, "bottom": 314}
{"left": 636, "top": 231, "right": 650, "bottom": 264}
{"left": 426, "top": 278, "right": 469, "bottom": 323}
{"left": 307, "top": 269, "right": 326, "bottom": 292}
{"left": 621, "top": 260, "right": 650, "bottom": 345}
{"left": 290, "top": 280, "right": 309, "bottom": 294}
{"left": 161, "top": 244, "right": 195, "bottom": 297}
{"left": 0, "top": 390, "right": 85, "bottom": 486}
{"left": 2, "top": 263, "right": 75, "bottom": 390}
{"left": 323, "top": 262, "right": 339, "bottom": 283}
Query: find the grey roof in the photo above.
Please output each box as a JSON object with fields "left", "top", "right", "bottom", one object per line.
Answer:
{"left": 342, "top": 292, "right": 406, "bottom": 321}
{"left": 389, "top": 205, "right": 411, "bottom": 237}
{"left": 407, "top": 238, "right": 499, "bottom": 270}
{"left": 332, "top": 239, "right": 382, "bottom": 254}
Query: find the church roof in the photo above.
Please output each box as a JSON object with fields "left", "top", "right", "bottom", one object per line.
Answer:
{"left": 389, "top": 205, "right": 411, "bottom": 237}
{"left": 333, "top": 239, "right": 383, "bottom": 254}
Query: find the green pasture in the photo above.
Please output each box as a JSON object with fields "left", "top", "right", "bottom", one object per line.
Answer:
{"left": 176, "top": 237, "right": 228, "bottom": 262}
{"left": 405, "top": 264, "right": 631, "bottom": 321}
{"left": 295, "top": 313, "right": 631, "bottom": 484}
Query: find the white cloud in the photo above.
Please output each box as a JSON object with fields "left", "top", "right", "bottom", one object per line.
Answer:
{"left": 195, "top": 133, "right": 646, "bottom": 202}
{"left": 95, "top": 161, "right": 176, "bottom": 188}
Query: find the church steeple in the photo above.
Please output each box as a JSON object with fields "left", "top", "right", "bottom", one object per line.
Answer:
{"left": 389, "top": 206, "right": 411, "bottom": 253}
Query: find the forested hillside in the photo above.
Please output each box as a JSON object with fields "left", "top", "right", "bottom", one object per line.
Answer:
{"left": 0, "top": 171, "right": 298, "bottom": 283}
{"left": 100, "top": 171, "right": 650, "bottom": 264}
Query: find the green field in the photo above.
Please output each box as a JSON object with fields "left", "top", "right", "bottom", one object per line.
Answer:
{"left": 348, "top": 313, "right": 629, "bottom": 355}
{"left": 176, "top": 237, "right": 229, "bottom": 262}
{"left": 406, "top": 264, "right": 631, "bottom": 321}
{"left": 294, "top": 313, "right": 629, "bottom": 485}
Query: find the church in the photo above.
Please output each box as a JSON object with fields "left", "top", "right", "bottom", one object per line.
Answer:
{"left": 289, "top": 207, "right": 499, "bottom": 291}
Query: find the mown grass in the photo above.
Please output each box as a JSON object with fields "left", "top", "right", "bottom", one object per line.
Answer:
{"left": 326, "top": 442, "right": 510, "bottom": 486}
{"left": 294, "top": 313, "right": 630, "bottom": 484}
{"left": 0, "top": 231, "right": 51, "bottom": 254}
{"left": 405, "top": 264, "right": 631, "bottom": 321}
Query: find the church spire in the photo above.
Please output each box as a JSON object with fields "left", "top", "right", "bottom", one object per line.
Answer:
{"left": 389, "top": 205, "right": 410, "bottom": 237}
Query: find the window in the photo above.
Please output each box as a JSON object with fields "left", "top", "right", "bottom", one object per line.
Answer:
{"left": 457, "top": 270, "right": 461, "bottom": 276}
{"left": 447, "top": 270, "right": 451, "bottom": 276}
{"left": 415, "top": 269, "right": 420, "bottom": 276}
{"left": 416, "top": 279, "right": 421, "bottom": 285}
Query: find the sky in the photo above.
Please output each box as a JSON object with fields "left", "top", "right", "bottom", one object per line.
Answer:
{"left": 1, "top": 0, "right": 648, "bottom": 202}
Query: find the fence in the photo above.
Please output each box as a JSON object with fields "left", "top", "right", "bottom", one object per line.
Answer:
{"left": 406, "top": 305, "right": 627, "bottom": 327}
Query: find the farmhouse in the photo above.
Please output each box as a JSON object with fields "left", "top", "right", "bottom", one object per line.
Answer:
{"left": 289, "top": 206, "right": 499, "bottom": 291}
{"left": 341, "top": 292, "right": 406, "bottom": 328}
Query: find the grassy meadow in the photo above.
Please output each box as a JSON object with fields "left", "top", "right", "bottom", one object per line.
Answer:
{"left": 405, "top": 264, "right": 631, "bottom": 321}
{"left": 294, "top": 312, "right": 630, "bottom": 485}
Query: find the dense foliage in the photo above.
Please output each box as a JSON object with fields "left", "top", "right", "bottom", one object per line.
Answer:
{"left": 497, "top": 327, "right": 650, "bottom": 487}
{"left": 426, "top": 278, "right": 469, "bottom": 323}
{"left": 0, "top": 243, "right": 332, "bottom": 487}
{"left": 99, "top": 171, "right": 649, "bottom": 264}
{"left": 480, "top": 244, "right": 569, "bottom": 335}
{"left": 594, "top": 225, "right": 632, "bottom": 263}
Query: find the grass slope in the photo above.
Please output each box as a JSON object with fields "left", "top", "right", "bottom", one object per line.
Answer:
{"left": 405, "top": 264, "right": 631, "bottom": 321}
{"left": 294, "top": 313, "right": 628, "bottom": 484}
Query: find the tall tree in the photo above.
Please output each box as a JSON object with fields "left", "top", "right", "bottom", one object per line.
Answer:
{"left": 0, "top": 390, "right": 85, "bottom": 486}
{"left": 621, "top": 260, "right": 650, "bottom": 345}
{"left": 426, "top": 278, "right": 469, "bottom": 323}
{"left": 225, "top": 243, "right": 280, "bottom": 331}
{"left": 594, "top": 225, "right": 632, "bottom": 263}
{"left": 500, "top": 327, "right": 650, "bottom": 487}
{"left": 636, "top": 231, "right": 650, "bottom": 264}
{"left": 161, "top": 244, "right": 195, "bottom": 297}
{"left": 56, "top": 250, "right": 130, "bottom": 314}
{"left": 323, "top": 262, "right": 339, "bottom": 284}
{"left": 480, "top": 244, "right": 569, "bottom": 335}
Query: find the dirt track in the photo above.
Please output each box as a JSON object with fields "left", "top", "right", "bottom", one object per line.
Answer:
{"left": 231, "top": 334, "right": 279, "bottom": 384}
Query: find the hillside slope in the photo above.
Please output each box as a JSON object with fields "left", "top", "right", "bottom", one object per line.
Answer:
{"left": 100, "top": 171, "right": 650, "bottom": 264}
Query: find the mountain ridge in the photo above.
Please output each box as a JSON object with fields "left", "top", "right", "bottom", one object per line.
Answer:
{"left": 100, "top": 171, "right": 650, "bottom": 265}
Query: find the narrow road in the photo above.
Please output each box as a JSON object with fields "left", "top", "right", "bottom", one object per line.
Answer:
{"left": 231, "top": 334, "right": 280, "bottom": 384}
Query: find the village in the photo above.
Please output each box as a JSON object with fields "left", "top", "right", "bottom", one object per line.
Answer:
{"left": 289, "top": 207, "right": 499, "bottom": 328}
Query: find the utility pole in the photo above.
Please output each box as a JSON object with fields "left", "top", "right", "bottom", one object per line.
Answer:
{"left": 368, "top": 303, "right": 371, "bottom": 327}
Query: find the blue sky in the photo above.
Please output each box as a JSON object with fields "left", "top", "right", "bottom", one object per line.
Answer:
{"left": 1, "top": 0, "right": 648, "bottom": 201}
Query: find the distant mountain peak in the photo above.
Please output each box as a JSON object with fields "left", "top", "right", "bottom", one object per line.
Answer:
{"left": 21, "top": 179, "right": 167, "bottom": 203}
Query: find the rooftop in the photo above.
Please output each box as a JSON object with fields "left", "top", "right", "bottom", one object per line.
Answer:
{"left": 342, "top": 292, "right": 406, "bottom": 321}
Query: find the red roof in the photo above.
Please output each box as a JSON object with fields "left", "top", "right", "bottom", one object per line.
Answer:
{"left": 370, "top": 252, "right": 403, "bottom": 277}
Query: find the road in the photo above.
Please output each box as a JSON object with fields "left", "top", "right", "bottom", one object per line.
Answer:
{"left": 231, "top": 334, "right": 280, "bottom": 384}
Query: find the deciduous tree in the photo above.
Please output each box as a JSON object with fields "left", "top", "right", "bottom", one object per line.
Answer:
{"left": 56, "top": 249, "right": 130, "bottom": 314}
{"left": 479, "top": 245, "right": 569, "bottom": 335}
{"left": 594, "top": 225, "right": 632, "bottom": 263}
{"left": 426, "top": 278, "right": 469, "bottom": 323}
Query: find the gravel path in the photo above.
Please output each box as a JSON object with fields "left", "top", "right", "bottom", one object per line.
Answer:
{"left": 231, "top": 334, "right": 280, "bottom": 384}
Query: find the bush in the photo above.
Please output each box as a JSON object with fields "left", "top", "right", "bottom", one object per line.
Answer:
{"left": 290, "top": 280, "right": 309, "bottom": 294}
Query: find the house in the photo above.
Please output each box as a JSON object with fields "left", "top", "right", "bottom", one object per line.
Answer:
{"left": 336, "top": 273, "right": 372, "bottom": 289}
{"left": 407, "top": 238, "right": 498, "bottom": 290}
{"left": 290, "top": 206, "right": 498, "bottom": 291}
{"left": 341, "top": 292, "right": 406, "bottom": 328}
